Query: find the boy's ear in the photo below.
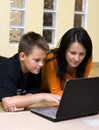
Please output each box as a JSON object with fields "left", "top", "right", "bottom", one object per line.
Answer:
{"left": 19, "top": 52, "right": 25, "bottom": 61}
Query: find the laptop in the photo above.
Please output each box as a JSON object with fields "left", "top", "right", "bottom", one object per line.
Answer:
{"left": 30, "top": 77, "right": 99, "bottom": 122}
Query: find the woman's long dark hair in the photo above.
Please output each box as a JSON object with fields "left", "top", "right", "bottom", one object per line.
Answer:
{"left": 52, "top": 27, "right": 92, "bottom": 80}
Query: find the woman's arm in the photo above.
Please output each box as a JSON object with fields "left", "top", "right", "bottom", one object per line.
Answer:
{"left": 42, "top": 56, "right": 63, "bottom": 95}
{"left": 84, "top": 57, "right": 92, "bottom": 77}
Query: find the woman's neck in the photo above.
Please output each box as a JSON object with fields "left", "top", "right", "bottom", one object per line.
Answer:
{"left": 66, "top": 66, "right": 76, "bottom": 75}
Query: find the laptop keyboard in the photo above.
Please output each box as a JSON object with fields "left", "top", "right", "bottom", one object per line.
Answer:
{"left": 40, "top": 108, "right": 57, "bottom": 118}
{"left": 32, "top": 106, "right": 58, "bottom": 119}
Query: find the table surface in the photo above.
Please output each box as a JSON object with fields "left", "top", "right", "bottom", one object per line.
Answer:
{"left": 0, "top": 102, "right": 99, "bottom": 130}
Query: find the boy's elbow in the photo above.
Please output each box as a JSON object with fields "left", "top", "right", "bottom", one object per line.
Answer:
{"left": 2, "top": 97, "right": 11, "bottom": 112}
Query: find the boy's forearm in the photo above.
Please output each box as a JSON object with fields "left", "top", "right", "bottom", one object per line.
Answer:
{"left": 2, "top": 93, "right": 61, "bottom": 112}
{"left": 2, "top": 94, "right": 43, "bottom": 111}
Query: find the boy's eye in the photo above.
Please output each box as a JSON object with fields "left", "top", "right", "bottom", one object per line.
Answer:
{"left": 35, "top": 59, "right": 40, "bottom": 62}
{"left": 33, "top": 58, "right": 46, "bottom": 63}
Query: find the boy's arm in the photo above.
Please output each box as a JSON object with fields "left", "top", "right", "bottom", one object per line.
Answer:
{"left": 2, "top": 93, "right": 61, "bottom": 112}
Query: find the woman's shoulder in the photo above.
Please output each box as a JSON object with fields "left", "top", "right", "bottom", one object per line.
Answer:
{"left": 46, "top": 51, "right": 54, "bottom": 60}
{"left": 87, "top": 56, "right": 92, "bottom": 65}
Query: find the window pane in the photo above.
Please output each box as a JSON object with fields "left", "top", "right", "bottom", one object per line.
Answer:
{"left": 74, "top": 14, "right": 82, "bottom": 27}
{"left": 10, "top": 0, "right": 24, "bottom": 8}
{"left": 43, "top": 30, "right": 52, "bottom": 43}
{"left": 10, "top": 11, "right": 24, "bottom": 26}
{"left": 10, "top": 29, "right": 23, "bottom": 42}
{"left": 10, "top": 0, "right": 25, "bottom": 43}
{"left": 43, "top": 0, "right": 57, "bottom": 44}
{"left": 43, "top": 13, "right": 53, "bottom": 26}
{"left": 44, "top": 0, "right": 54, "bottom": 9}
{"left": 75, "top": 0, "right": 83, "bottom": 11}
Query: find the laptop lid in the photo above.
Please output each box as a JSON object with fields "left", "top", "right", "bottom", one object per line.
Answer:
{"left": 56, "top": 77, "right": 99, "bottom": 120}
{"left": 31, "top": 77, "right": 99, "bottom": 122}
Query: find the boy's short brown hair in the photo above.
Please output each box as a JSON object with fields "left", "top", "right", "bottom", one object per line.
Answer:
{"left": 18, "top": 31, "right": 49, "bottom": 55}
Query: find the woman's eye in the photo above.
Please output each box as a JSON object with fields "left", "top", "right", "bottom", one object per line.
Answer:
{"left": 70, "top": 52, "right": 76, "bottom": 55}
{"left": 79, "top": 53, "right": 85, "bottom": 56}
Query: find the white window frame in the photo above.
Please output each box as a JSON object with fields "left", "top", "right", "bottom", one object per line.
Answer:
{"left": 10, "top": 0, "right": 26, "bottom": 44}
{"left": 74, "top": 0, "right": 88, "bottom": 29}
{"left": 43, "top": 0, "right": 58, "bottom": 47}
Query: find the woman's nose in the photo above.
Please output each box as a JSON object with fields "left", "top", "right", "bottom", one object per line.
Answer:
{"left": 74, "top": 55, "right": 80, "bottom": 61}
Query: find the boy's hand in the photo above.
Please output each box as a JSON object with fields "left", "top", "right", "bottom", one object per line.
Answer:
{"left": 43, "top": 93, "right": 61, "bottom": 105}
{"left": 6, "top": 104, "right": 24, "bottom": 112}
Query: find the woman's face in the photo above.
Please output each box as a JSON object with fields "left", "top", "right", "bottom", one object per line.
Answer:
{"left": 19, "top": 46, "right": 47, "bottom": 74}
{"left": 65, "top": 41, "right": 86, "bottom": 68}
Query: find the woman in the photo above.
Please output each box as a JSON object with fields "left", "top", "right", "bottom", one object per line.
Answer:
{"left": 41, "top": 27, "right": 92, "bottom": 96}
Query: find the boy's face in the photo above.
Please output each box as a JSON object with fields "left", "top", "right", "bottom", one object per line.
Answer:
{"left": 19, "top": 46, "right": 47, "bottom": 74}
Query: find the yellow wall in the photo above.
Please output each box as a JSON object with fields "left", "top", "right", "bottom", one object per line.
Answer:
{"left": 0, "top": 1, "right": 10, "bottom": 56}
{"left": 55, "top": 0, "right": 75, "bottom": 44}
{"left": 0, "top": 0, "right": 44, "bottom": 57}
{"left": 25, "top": 0, "right": 44, "bottom": 33}
{"left": 0, "top": 0, "right": 99, "bottom": 62}
{"left": 87, "top": 0, "right": 99, "bottom": 62}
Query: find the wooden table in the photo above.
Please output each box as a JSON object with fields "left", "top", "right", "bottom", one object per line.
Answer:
{"left": 0, "top": 102, "right": 99, "bottom": 130}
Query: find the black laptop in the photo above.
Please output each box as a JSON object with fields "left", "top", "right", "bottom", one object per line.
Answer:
{"left": 30, "top": 77, "right": 99, "bottom": 122}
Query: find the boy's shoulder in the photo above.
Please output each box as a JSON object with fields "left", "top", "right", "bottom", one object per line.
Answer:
{"left": 0, "top": 56, "right": 7, "bottom": 63}
{"left": 0, "top": 54, "right": 21, "bottom": 74}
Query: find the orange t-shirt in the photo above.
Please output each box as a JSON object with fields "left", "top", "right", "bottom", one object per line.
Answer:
{"left": 41, "top": 52, "right": 92, "bottom": 96}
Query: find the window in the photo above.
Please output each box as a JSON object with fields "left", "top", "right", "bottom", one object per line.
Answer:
{"left": 43, "top": 0, "right": 58, "bottom": 46}
{"left": 74, "top": 0, "right": 88, "bottom": 28}
{"left": 9, "top": 0, "right": 26, "bottom": 43}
